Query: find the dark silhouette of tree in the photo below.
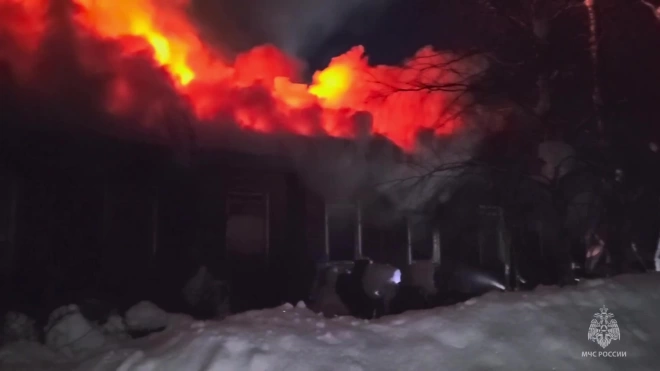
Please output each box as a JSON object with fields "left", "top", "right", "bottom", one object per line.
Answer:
{"left": 371, "top": 0, "right": 660, "bottom": 282}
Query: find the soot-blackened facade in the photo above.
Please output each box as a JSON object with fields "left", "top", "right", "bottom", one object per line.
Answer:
{"left": 0, "top": 125, "right": 446, "bottom": 314}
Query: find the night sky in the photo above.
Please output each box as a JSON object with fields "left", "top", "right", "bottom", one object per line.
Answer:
{"left": 303, "top": 0, "right": 481, "bottom": 68}
{"left": 191, "top": 0, "right": 660, "bottom": 125}
{"left": 191, "top": 0, "right": 489, "bottom": 69}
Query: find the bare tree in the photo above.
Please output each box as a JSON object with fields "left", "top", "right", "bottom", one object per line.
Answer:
{"left": 354, "top": 0, "right": 621, "bottom": 286}
{"left": 477, "top": 0, "right": 590, "bottom": 136}
{"left": 353, "top": 0, "right": 660, "bottom": 284}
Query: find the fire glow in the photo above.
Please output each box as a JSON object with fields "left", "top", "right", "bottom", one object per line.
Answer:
{"left": 1, "top": 0, "right": 472, "bottom": 150}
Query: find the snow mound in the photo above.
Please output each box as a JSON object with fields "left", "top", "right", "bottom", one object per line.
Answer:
{"left": 101, "top": 314, "right": 129, "bottom": 339}
{"left": 44, "top": 305, "right": 106, "bottom": 358}
{"left": 124, "top": 301, "right": 168, "bottom": 332}
{"left": 2, "top": 274, "right": 660, "bottom": 370}
{"left": 0, "top": 341, "right": 64, "bottom": 369}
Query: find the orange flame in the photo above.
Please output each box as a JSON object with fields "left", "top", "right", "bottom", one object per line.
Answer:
{"left": 309, "top": 63, "right": 357, "bottom": 107}
{"left": 1, "top": 0, "right": 469, "bottom": 151}
{"left": 75, "top": 0, "right": 202, "bottom": 85}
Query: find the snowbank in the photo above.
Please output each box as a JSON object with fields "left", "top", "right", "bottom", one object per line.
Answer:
{"left": 44, "top": 305, "right": 107, "bottom": 358}
{"left": 1, "top": 274, "right": 659, "bottom": 370}
{"left": 124, "top": 301, "right": 168, "bottom": 332}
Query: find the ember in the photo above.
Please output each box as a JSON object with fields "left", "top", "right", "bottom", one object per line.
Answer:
{"left": 0, "top": 0, "right": 478, "bottom": 150}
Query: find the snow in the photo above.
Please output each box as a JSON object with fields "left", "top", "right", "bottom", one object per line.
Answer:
{"left": 100, "top": 314, "right": 129, "bottom": 340}
{"left": 124, "top": 301, "right": 168, "bottom": 332}
{"left": 2, "top": 274, "right": 660, "bottom": 370}
{"left": 43, "top": 305, "right": 108, "bottom": 358}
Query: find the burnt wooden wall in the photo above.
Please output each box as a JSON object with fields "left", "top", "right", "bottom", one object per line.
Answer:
{"left": 179, "top": 154, "right": 315, "bottom": 311}
{"left": 0, "top": 171, "right": 17, "bottom": 297}
{"left": 0, "top": 128, "right": 170, "bottom": 312}
{"left": 1, "top": 125, "right": 437, "bottom": 313}
{"left": 1, "top": 156, "right": 318, "bottom": 313}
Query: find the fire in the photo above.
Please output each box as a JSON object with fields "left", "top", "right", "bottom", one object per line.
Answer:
{"left": 0, "top": 0, "right": 49, "bottom": 78}
{"left": 75, "top": 0, "right": 199, "bottom": 85}
{"left": 0, "top": 0, "right": 474, "bottom": 151}
{"left": 309, "top": 46, "right": 371, "bottom": 110}
{"left": 309, "top": 63, "right": 356, "bottom": 107}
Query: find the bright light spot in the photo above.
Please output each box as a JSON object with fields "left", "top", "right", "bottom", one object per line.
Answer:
{"left": 390, "top": 269, "right": 401, "bottom": 284}
{"left": 309, "top": 64, "right": 354, "bottom": 106}
{"left": 75, "top": 0, "right": 197, "bottom": 86}
{"left": 492, "top": 281, "right": 506, "bottom": 291}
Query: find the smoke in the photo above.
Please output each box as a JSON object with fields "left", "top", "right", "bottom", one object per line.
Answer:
{"left": 0, "top": 0, "right": 493, "bottom": 224}
{"left": 190, "top": 0, "right": 396, "bottom": 59}
{"left": 284, "top": 111, "right": 488, "bottom": 226}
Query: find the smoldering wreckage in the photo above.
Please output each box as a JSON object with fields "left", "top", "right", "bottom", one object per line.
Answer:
{"left": 1, "top": 0, "right": 659, "bottom": 346}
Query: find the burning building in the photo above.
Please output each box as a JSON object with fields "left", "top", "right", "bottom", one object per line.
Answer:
{"left": 0, "top": 0, "right": 507, "bottom": 315}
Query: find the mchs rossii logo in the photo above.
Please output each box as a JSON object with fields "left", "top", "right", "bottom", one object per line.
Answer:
{"left": 582, "top": 305, "right": 626, "bottom": 358}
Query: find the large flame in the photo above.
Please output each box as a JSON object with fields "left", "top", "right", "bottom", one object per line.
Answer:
{"left": 75, "top": 0, "right": 204, "bottom": 86}
{"left": 0, "top": 0, "right": 474, "bottom": 150}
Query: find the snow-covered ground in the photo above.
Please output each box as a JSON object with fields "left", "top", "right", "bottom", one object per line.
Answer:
{"left": 2, "top": 273, "right": 659, "bottom": 371}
